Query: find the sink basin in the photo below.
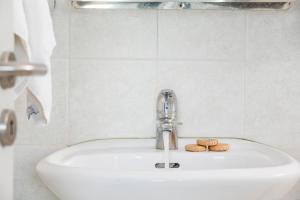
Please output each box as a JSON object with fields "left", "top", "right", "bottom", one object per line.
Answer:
{"left": 37, "top": 138, "right": 300, "bottom": 200}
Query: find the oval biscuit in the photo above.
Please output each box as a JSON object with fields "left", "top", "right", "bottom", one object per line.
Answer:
{"left": 197, "top": 139, "right": 218, "bottom": 147}
{"left": 208, "top": 143, "right": 230, "bottom": 152}
{"left": 185, "top": 144, "right": 206, "bottom": 152}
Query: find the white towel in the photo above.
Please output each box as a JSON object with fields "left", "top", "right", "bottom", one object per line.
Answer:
{"left": 13, "top": 0, "right": 56, "bottom": 124}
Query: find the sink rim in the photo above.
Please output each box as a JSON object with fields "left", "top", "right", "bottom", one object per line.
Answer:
{"left": 37, "top": 138, "right": 300, "bottom": 179}
{"left": 36, "top": 138, "right": 300, "bottom": 200}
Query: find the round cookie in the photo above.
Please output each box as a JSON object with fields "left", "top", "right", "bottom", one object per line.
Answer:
{"left": 197, "top": 139, "right": 218, "bottom": 147}
{"left": 185, "top": 144, "right": 206, "bottom": 152}
{"left": 208, "top": 143, "right": 229, "bottom": 152}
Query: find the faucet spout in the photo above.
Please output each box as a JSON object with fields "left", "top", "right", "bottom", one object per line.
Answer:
{"left": 156, "top": 89, "right": 178, "bottom": 150}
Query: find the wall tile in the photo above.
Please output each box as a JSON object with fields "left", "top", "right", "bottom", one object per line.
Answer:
{"left": 70, "top": 10, "right": 157, "bottom": 59}
{"left": 158, "top": 10, "right": 246, "bottom": 60}
{"left": 247, "top": 3, "right": 300, "bottom": 61}
{"left": 245, "top": 60, "right": 300, "bottom": 144}
{"left": 15, "top": 59, "right": 69, "bottom": 146}
{"left": 15, "top": 179, "right": 58, "bottom": 200}
{"left": 157, "top": 61, "right": 244, "bottom": 138}
{"left": 14, "top": 146, "right": 60, "bottom": 200}
{"left": 69, "top": 59, "right": 157, "bottom": 144}
{"left": 282, "top": 181, "right": 300, "bottom": 200}
{"left": 51, "top": 0, "right": 69, "bottom": 59}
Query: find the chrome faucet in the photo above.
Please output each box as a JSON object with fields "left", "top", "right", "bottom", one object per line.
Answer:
{"left": 156, "top": 89, "right": 178, "bottom": 150}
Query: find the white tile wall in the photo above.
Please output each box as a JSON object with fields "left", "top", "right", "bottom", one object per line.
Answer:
{"left": 247, "top": 3, "right": 300, "bottom": 61}
{"left": 158, "top": 10, "right": 246, "bottom": 60}
{"left": 70, "top": 10, "right": 157, "bottom": 59}
{"left": 157, "top": 61, "right": 244, "bottom": 137}
{"left": 14, "top": 0, "right": 300, "bottom": 199}
{"left": 245, "top": 60, "right": 300, "bottom": 145}
{"left": 69, "top": 59, "right": 157, "bottom": 143}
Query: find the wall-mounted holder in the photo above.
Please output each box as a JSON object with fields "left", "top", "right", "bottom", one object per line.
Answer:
{"left": 71, "top": 0, "right": 295, "bottom": 10}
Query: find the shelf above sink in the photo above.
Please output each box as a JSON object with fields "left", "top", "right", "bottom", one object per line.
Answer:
{"left": 71, "top": 0, "right": 295, "bottom": 10}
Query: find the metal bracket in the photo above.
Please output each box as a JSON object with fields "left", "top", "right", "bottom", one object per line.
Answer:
{"left": 0, "top": 109, "right": 17, "bottom": 147}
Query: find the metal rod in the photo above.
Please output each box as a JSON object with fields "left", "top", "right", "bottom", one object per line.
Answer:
{"left": 71, "top": 0, "right": 295, "bottom": 10}
{"left": 0, "top": 52, "right": 47, "bottom": 77}
{"left": 0, "top": 64, "right": 47, "bottom": 77}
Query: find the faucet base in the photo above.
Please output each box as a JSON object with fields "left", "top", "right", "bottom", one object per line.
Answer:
{"left": 156, "top": 130, "right": 178, "bottom": 150}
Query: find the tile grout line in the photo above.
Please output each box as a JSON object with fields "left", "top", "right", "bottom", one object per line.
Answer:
{"left": 243, "top": 11, "right": 248, "bottom": 140}
{"left": 67, "top": 0, "right": 71, "bottom": 147}
{"left": 67, "top": 57, "right": 247, "bottom": 62}
{"left": 156, "top": 9, "right": 159, "bottom": 92}
{"left": 156, "top": 10, "right": 159, "bottom": 60}
{"left": 155, "top": 10, "right": 159, "bottom": 132}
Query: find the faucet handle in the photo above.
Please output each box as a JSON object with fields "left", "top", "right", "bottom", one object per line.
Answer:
{"left": 157, "top": 89, "right": 177, "bottom": 119}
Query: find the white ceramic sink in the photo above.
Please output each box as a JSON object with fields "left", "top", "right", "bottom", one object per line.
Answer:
{"left": 37, "top": 138, "right": 300, "bottom": 200}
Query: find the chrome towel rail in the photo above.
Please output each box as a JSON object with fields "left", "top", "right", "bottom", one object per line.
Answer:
{"left": 71, "top": 0, "right": 295, "bottom": 10}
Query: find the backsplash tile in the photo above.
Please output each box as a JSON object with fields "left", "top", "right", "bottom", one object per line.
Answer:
{"left": 69, "top": 59, "right": 157, "bottom": 144}
{"left": 282, "top": 181, "right": 300, "bottom": 200}
{"left": 158, "top": 10, "right": 246, "bottom": 60}
{"left": 157, "top": 61, "right": 244, "bottom": 138}
{"left": 247, "top": 3, "right": 300, "bottom": 61}
{"left": 70, "top": 10, "right": 157, "bottom": 59}
{"left": 15, "top": 179, "right": 58, "bottom": 200}
{"left": 244, "top": 60, "right": 300, "bottom": 141}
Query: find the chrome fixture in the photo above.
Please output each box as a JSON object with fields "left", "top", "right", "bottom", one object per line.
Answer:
{"left": 0, "top": 110, "right": 17, "bottom": 147}
{"left": 0, "top": 52, "right": 47, "bottom": 89}
{"left": 71, "top": 0, "right": 295, "bottom": 10}
{"left": 155, "top": 163, "right": 180, "bottom": 168}
{"left": 156, "top": 89, "right": 178, "bottom": 150}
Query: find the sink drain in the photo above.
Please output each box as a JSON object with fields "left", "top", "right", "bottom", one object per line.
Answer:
{"left": 155, "top": 163, "right": 180, "bottom": 169}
